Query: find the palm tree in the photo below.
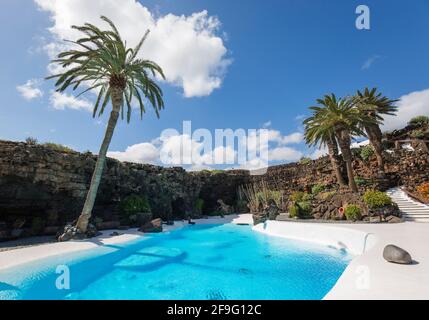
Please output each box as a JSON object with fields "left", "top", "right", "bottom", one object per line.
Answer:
{"left": 47, "top": 16, "right": 165, "bottom": 234}
{"left": 355, "top": 88, "right": 398, "bottom": 171}
{"left": 303, "top": 114, "right": 347, "bottom": 188}
{"left": 308, "top": 94, "right": 371, "bottom": 192}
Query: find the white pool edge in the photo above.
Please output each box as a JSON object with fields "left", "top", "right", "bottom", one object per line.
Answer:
{"left": 252, "top": 220, "right": 377, "bottom": 256}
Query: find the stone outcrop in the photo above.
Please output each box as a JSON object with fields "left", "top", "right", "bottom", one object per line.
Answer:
{"left": 138, "top": 218, "right": 163, "bottom": 233}
{"left": 0, "top": 140, "right": 249, "bottom": 240}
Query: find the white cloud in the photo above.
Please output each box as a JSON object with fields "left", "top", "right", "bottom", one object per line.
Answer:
{"left": 262, "top": 121, "right": 272, "bottom": 128}
{"left": 49, "top": 91, "right": 93, "bottom": 111}
{"left": 34, "top": 0, "right": 230, "bottom": 98}
{"left": 383, "top": 88, "right": 429, "bottom": 132}
{"left": 264, "top": 129, "right": 303, "bottom": 145}
{"left": 310, "top": 146, "right": 328, "bottom": 160}
{"left": 16, "top": 79, "right": 44, "bottom": 100}
{"left": 107, "top": 126, "right": 304, "bottom": 169}
{"left": 362, "top": 55, "right": 381, "bottom": 70}
{"left": 107, "top": 142, "right": 159, "bottom": 164}
{"left": 268, "top": 147, "right": 303, "bottom": 162}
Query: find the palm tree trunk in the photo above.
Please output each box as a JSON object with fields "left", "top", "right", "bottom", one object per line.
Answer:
{"left": 335, "top": 129, "right": 358, "bottom": 193}
{"left": 365, "top": 124, "right": 384, "bottom": 171}
{"left": 326, "top": 134, "right": 347, "bottom": 187}
{"left": 76, "top": 87, "right": 123, "bottom": 232}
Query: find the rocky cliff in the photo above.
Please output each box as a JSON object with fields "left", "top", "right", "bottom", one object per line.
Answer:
{"left": 0, "top": 140, "right": 250, "bottom": 240}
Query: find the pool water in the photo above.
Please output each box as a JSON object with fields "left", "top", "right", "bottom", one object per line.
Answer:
{"left": 0, "top": 224, "right": 352, "bottom": 300}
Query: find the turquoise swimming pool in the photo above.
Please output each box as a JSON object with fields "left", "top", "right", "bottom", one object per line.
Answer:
{"left": 0, "top": 223, "right": 352, "bottom": 300}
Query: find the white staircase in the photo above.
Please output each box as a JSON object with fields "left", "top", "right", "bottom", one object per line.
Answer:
{"left": 386, "top": 187, "right": 429, "bottom": 222}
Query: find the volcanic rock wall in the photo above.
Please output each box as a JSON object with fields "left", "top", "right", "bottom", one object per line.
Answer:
{"left": 0, "top": 140, "right": 250, "bottom": 239}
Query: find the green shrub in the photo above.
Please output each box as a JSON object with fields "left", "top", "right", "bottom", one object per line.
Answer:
{"left": 319, "top": 191, "right": 336, "bottom": 201}
{"left": 410, "top": 130, "right": 426, "bottom": 139}
{"left": 289, "top": 201, "right": 312, "bottom": 218}
{"left": 302, "top": 192, "right": 314, "bottom": 201}
{"left": 290, "top": 191, "right": 305, "bottom": 202}
{"left": 43, "top": 142, "right": 74, "bottom": 153}
{"left": 344, "top": 205, "right": 362, "bottom": 221}
{"left": 360, "top": 145, "right": 375, "bottom": 162}
{"left": 408, "top": 115, "right": 429, "bottom": 127}
{"left": 363, "top": 190, "right": 392, "bottom": 209}
{"left": 195, "top": 198, "right": 204, "bottom": 211}
{"left": 121, "top": 195, "right": 151, "bottom": 214}
{"left": 289, "top": 203, "right": 300, "bottom": 218}
{"left": 297, "top": 201, "right": 312, "bottom": 217}
{"left": 354, "top": 176, "right": 373, "bottom": 187}
{"left": 25, "top": 137, "right": 38, "bottom": 145}
{"left": 299, "top": 157, "right": 312, "bottom": 165}
{"left": 311, "top": 184, "right": 325, "bottom": 195}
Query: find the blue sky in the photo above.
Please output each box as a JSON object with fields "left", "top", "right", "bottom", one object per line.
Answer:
{"left": 1, "top": 0, "right": 428, "bottom": 170}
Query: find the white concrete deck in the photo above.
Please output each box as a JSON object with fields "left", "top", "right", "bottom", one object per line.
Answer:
{"left": 325, "top": 222, "right": 429, "bottom": 300}
{"left": 254, "top": 219, "right": 429, "bottom": 300}
{"left": 0, "top": 214, "right": 427, "bottom": 299}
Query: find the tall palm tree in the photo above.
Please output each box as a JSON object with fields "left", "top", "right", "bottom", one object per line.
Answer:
{"left": 47, "top": 16, "right": 165, "bottom": 234}
{"left": 309, "top": 94, "right": 371, "bottom": 192}
{"left": 355, "top": 88, "right": 398, "bottom": 171}
{"left": 303, "top": 114, "right": 347, "bottom": 188}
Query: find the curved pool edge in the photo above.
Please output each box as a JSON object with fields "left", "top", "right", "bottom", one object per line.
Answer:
{"left": 252, "top": 220, "right": 378, "bottom": 256}
{"left": 252, "top": 219, "right": 429, "bottom": 300}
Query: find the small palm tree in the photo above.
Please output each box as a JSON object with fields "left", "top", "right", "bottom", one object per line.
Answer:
{"left": 355, "top": 88, "right": 398, "bottom": 171}
{"left": 47, "top": 16, "right": 165, "bottom": 234}
{"left": 308, "top": 94, "right": 372, "bottom": 192}
{"left": 303, "top": 114, "right": 347, "bottom": 188}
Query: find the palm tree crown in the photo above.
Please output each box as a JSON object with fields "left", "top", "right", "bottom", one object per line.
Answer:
{"left": 47, "top": 16, "right": 165, "bottom": 122}
{"left": 355, "top": 87, "right": 398, "bottom": 121}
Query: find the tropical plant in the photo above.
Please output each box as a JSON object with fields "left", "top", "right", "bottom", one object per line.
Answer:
{"left": 238, "top": 181, "right": 285, "bottom": 212}
{"left": 360, "top": 145, "right": 375, "bottom": 162}
{"left": 288, "top": 201, "right": 312, "bottom": 218}
{"left": 47, "top": 16, "right": 165, "bottom": 233}
{"left": 363, "top": 190, "right": 392, "bottom": 209}
{"left": 306, "top": 94, "right": 371, "bottom": 192}
{"left": 290, "top": 191, "right": 305, "bottom": 202}
{"left": 304, "top": 103, "right": 347, "bottom": 188}
{"left": 408, "top": 115, "right": 429, "bottom": 127}
{"left": 355, "top": 88, "right": 398, "bottom": 171}
{"left": 354, "top": 176, "right": 374, "bottom": 187}
{"left": 311, "top": 184, "right": 325, "bottom": 195}
{"left": 344, "top": 204, "right": 362, "bottom": 221}
{"left": 288, "top": 203, "right": 300, "bottom": 218}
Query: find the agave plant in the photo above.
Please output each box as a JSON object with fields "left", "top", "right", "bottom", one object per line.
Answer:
{"left": 47, "top": 16, "right": 165, "bottom": 234}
